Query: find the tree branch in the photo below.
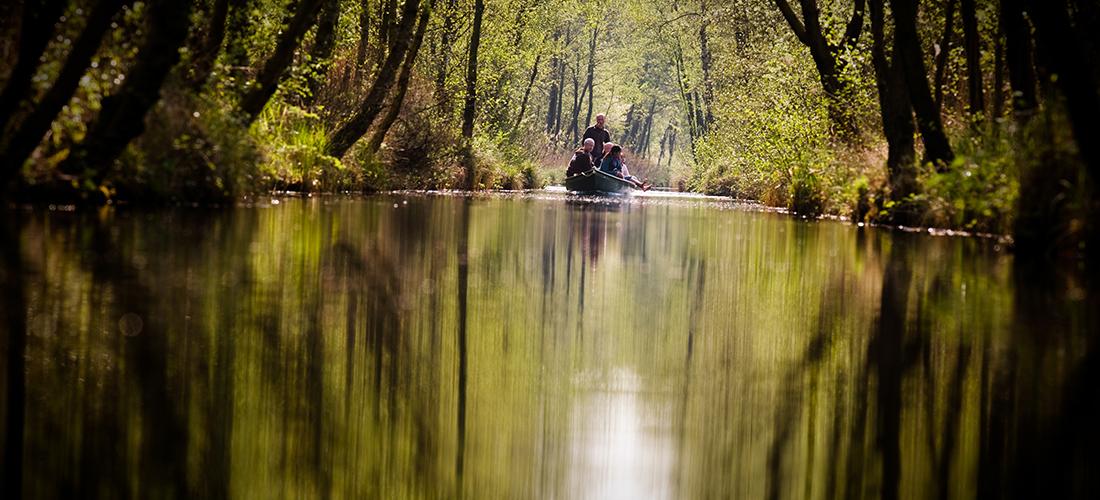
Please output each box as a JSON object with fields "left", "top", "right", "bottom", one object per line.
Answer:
{"left": 773, "top": 0, "right": 809, "bottom": 45}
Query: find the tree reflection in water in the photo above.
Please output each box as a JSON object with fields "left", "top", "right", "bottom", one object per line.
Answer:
{"left": 1, "top": 194, "right": 1097, "bottom": 499}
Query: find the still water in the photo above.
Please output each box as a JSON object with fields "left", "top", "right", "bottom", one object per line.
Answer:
{"left": 1, "top": 192, "right": 1097, "bottom": 499}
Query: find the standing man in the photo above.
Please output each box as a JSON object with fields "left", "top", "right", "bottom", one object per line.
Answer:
{"left": 583, "top": 113, "right": 612, "bottom": 166}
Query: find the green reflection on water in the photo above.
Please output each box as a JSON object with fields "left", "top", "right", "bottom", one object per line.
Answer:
{"left": 2, "top": 193, "right": 1097, "bottom": 499}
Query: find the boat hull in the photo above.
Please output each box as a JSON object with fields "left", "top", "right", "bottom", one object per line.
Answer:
{"left": 563, "top": 169, "right": 634, "bottom": 194}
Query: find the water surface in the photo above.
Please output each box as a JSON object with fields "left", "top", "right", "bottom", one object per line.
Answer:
{"left": 2, "top": 192, "right": 1097, "bottom": 499}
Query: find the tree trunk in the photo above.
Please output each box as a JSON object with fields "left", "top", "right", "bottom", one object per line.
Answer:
{"left": 515, "top": 52, "right": 540, "bottom": 130}
{"left": 545, "top": 52, "right": 559, "bottom": 133}
{"left": 355, "top": 0, "right": 372, "bottom": 79}
{"left": 366, "top": 0, "right": 432, "bottom": 154}
{"left": 57, "top": 0, "right": 193, "bottom": 184}
{"left": 699, "top": 0, "right": 715, "bottom": 131}
{"left": 326, "top": 0, "right": 421, "bottom": 158}
{"left": 891, "top": 0, "right": 954, "bottom": 166}
{"left": 0, "top": 0, "right": 67, "bottom": 135}
{"left": 640, "top": 99, "right": 656, "bottom": 158}
{"left": 673, "top": 41, "right": 698, "bottom": 155}
{"left": 933, "top": 0, "right": 957, "bottom": 112}
{"left": 1000, "top": 0, "right": 1037, "bottom": 120}
{"left": 1029, "top": 0, "right": 1100, "bottom": 192}
{"left": 436, "top": 0, "right": 457, "bottom": 106}
{"left": 303, "top": 0, "right": 341, "bottom": 105}
{"left": 773, "top": 0, "right": 866, "bottom": 138}
{"left": 869, "top": 0, "right": 918, "bottom": 205}
{"left": 583, "top": 28, "right": 597, "bottom": 130}
{"left": 187, "top": 0, "right": 231, "bottom": 91}
{"left": 553, "top": 28, "right": 569, "bottom": 136}
{"left": 1, "top": 0, "right": 132, "bottom": 183}
{"left": 460, "top": 0, "right": 485, "bottom": 140}
{"left": 693, "top": 91, "right": 705, "bottom": 136}
{"left": 960, "top": 0, "right": 984, "bottom": 120}
{"left": 621, "top": 104, "right": 637, "bottom": 146}
{"left": 667, "top": 127, "right": 676, "bottom": 167}
{"left": 239, "top": 0, "right": 325, "bottom": 122}
{"left": 379, "top": 0, "right": 396, "bottom": 51}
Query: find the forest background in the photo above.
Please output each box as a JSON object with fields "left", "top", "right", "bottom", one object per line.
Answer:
{"left": 0, "top": 0, "right": 1097, "bottom": 258}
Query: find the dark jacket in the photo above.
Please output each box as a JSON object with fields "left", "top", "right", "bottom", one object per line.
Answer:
{"left": 567, "top": 149, "right": 595, "bottom": 177}
{"left": 599, "top": 155, "right": 623, "bottom": 176}
{"left": 583, "top": 126, "right": 611, "bottom": 162}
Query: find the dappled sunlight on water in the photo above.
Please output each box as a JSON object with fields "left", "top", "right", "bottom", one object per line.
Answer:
{"left": 2, "top": 193, "right": 1097, "bottom": 499}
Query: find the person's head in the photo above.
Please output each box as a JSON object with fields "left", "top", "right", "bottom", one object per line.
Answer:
{"left": 596, "top": 113, "right": 606, "bottom": 128}
{"left": 583, "top": 138, "right": 595, "bottom": 152}
{"left": 609, "top": 145, "right": 622, "bottom": 158}
{"left": 602, "top": 142, "right": 614, "bottom": 155}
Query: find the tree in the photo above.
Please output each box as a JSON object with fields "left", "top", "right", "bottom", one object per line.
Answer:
{"left": 932, "top": 0, "right": 957, "bottom": 111}
{"left": 326, "top": 0, "right": 422, "bottom": 158}
{"left": 461, "top": 0, "right": 486, "bottom": 140}
{"left": 869, "top": 0, "right": 917, "bottom": 204}
{"left": 773, "top": 0, "right": 866, "bottom": 136}
{"left": 0, "top": 0, "right": 133, "bottom": 184}
{"left": 698, "top": 0, "right": 715, "bottom": 131}
{"left": 1027, "top": 0, "right": 1100, "bottom": 262}
{"left": 238, "top": 0, "right": 325, "bottom": 122}
{"left": 56, "top": 0, "right": 193, "bottom": 184}
{"left": 890, "top": 0, "right": 954, "bottom": 165}
{"left": 960, "top": 0, "right": 984, "bottom": 120}
{"left": 366, "top": 0, "right": 433, "bottom": 153}
{"left": 0, "top": 0, "right": 68, "bottom": 135}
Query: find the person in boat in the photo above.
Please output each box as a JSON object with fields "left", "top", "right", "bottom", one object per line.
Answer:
{"left": 599, "top": 145, "right": 651, "bottom": 190}
{"left": 583, "top": 114, "right": 612, "bottom": 165}
{"left": 566, "top": 138, "right": 597, "bottom": 177}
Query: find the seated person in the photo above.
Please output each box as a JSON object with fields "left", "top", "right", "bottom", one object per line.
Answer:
{"left": 599, "top": 145, "right": 651, "bottom": 190}
{"left": 566, "top": 138, "right": 597, "bottom": 177}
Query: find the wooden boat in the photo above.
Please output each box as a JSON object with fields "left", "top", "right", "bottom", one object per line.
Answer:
{"left": 563, "top": 168, "right": 634, "bottom": 194}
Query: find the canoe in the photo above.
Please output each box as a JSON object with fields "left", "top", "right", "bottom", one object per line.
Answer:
{"left": 563, "top": 168, "right": 634, "bottom": 194}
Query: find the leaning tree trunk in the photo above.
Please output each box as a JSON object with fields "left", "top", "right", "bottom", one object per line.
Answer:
{"left": 239, "top": 0, "right": 325, "bottom": 122}
{"left": 187, "top": 0, "right": 231, "bottom": 90}
{"left": 869, "top": 0, "right": 917, "bottom": 206}
{"left": 461, "top": 0, "right": 485, "bottom": 140}
{"left": 366, "top": 0, "right": 432, "bottom": 154}
{"left": 0, "top": 0, "right": 133, "bottom": 184}
{"left": 960, "top": 0, "right": 984, "bottom": 121}
{"left": 890, "top": 0, "right": 954, "bottom": 167}
{"left": 326, "top": 0, "right": 421, "bottom": 158}
{"left": 56, "top": 0, "right": 193, "bottom": 186}
{"left": 0, "top": 0, "right": 67, "bottom": 135}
